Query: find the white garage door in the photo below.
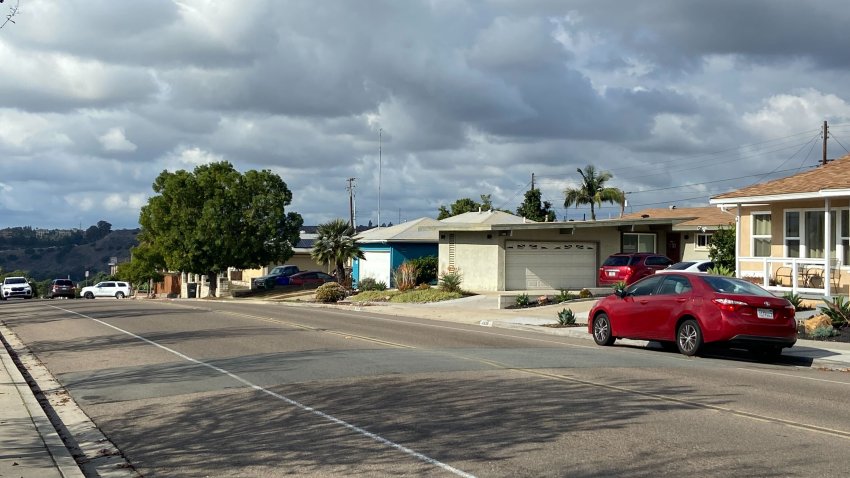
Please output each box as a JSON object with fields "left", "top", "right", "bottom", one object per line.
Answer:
{"left": 359, "top": 251, "right": 392, "bottom": 287}
{"left": 505, "top": 241, "right": 596, "bottom": 290}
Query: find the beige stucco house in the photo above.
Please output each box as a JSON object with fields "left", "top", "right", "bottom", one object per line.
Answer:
{"left": 435, "top": 208, "right": 729, "bottom": 292}
{"left": 710, "top": 154, "right": 850, "bottom": 297}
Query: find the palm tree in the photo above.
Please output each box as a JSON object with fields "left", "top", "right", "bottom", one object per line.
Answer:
{"left": 311, "top": 219, "right": 364, "bottom": 284}
{"left": 563, "top": 165, "right": 626, "bottom": 220}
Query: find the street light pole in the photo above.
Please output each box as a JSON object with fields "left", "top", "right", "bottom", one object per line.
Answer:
{"left": 378, "top": 128, "right": 382, "bottom": 228}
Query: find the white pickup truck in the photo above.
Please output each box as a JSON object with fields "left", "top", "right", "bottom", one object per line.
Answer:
{"left": 1, "top": 276, "right": 33, "bottom": 300}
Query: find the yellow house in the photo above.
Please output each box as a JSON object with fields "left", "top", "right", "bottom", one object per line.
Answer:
{"left": 710, "top": 154, "right": 850, "bottom": 297}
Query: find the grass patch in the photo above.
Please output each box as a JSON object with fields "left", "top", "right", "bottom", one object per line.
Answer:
{"left": 349, "top": 288, "right": 464, "bottom": 303}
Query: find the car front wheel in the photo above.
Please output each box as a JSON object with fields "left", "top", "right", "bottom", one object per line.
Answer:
{"left": 84, "top": 292, "right": 94, "bottom": 299}
{"left": 677, "top": 319, "right": 703, "bottom": 356}
{"left": 592, "top": 313, "right": 616, "bottom": 346}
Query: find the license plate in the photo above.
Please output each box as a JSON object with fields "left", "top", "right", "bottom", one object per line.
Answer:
{"left": 607, "top": 270, "right": 616, "bottom": 277}
{"left": 757, "top": 308, "right": 774, "bottom": 319}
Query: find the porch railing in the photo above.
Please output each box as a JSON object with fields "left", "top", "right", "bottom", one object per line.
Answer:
{"left": 737, "top": 256, "right": 833, "bottom": 296}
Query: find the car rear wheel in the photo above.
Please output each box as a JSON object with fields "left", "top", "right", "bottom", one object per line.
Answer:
{"left": 84, "top": 292, "right": 94, "bottom": 299}
{"left": 592, "top": 313, "right": 616, "bottom": 346}
{"left": 115, "top": 292, "right": 125, "bottom": 299}
{"left": 677, "top": 319, "right": 703, "bottom": 356}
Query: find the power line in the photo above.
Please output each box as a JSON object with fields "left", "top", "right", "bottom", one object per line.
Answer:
{"left": 624, "top": 165, "right": 817, "bottom": 195}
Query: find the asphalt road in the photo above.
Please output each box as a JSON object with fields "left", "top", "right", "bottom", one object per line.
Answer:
{"left": 3, "top": 298, "right": 850, "bottom": 477}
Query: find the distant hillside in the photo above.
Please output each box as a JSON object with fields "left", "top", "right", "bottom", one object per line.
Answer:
{"left": 0, "top": 229, "right": 139, "bottom": 281}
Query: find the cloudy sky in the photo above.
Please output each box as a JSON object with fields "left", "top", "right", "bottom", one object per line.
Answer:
{"left": 2, "top": 0, "right": 850, "bottom": 231}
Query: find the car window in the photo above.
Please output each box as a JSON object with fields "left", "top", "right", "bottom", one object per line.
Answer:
{"left": 657, "top": 275, "right": 692, "bottom": 295}
{"left": 701, "top": 276, "right": 773, "bottom": 297}
{"left": 102, "top": 282, "right": 115, "bottom": 287}
{"left": 6, "top": 277, "right": 27, "bottom": 284}
{"left": 697, "top": 262, "right": 714, "bottom": 272}
{"left": 55, "top": 280, "right": 73, "bottom": 286}
{"left": 603, "top": 256, "right": 630, "bottom": 266}
{"left": 625, "top": 275, "right": 663, "bottom": 297}
{"left": 646, "top": 256, "right": 672, "bottom": 266}
{"left": 117, "top": 282, "right": 128, "bottom": 287}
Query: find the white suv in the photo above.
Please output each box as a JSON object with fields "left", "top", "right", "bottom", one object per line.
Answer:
{"left": 1, "top": 276, "right": 33, "bottom": 300}
{"left": 80, "top": 281, "right": 132, "bottom": 299}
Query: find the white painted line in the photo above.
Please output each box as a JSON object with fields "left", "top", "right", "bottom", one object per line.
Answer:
{"left": 51, "top": 306, "right": 476, "bottom": 478}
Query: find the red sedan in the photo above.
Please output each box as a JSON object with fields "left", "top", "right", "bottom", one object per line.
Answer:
{"left": 588, "top": 272, "right": 797, "bottom": 358}
{"left": 288, "top": 271, "right": 336, "bottom": 286}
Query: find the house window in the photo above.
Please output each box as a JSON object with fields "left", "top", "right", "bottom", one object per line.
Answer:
{"left": 752, "top": 212, "right": 771, "bottom": 257}
{"left": 623, "top": 233, "right": 656, "bottom": 253}
{"left": 785, "top": 211, "right": 800, "bottom": 258}
{"left": 802, "top": 210, "right": 837, "bottom": 259}
{"left": 695, "top": 233, "right": 711, "bottom": 251}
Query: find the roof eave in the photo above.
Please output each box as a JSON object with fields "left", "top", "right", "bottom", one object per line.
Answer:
{"left": 710, "top": 188, "right": 850, "bottom": 205}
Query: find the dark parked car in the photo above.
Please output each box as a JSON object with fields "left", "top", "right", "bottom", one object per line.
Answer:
{"left": 597, "top": 253, "right": 674, "bottom": 286}
{"left": 48, "top": 279, "right": 76, "bottom": 299}
{"left": 252, "top": 265, "right": 300, "bottom": 289}
{"left": 588, "top": 272, "right": 797, "bottom": 358}
{"left": 288, "top": 271, "right": 336, "bottom": 286}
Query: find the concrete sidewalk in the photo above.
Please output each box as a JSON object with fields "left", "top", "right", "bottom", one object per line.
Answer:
{"left": 0, "top": 331, "right": 85, "bottom": 478}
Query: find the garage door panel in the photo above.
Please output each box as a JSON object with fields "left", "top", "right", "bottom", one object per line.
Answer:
{"left": 505, "top": 241, "right": 596, "bottom": 290}
{"left": 359, "top": 251, "right": 391, "bottom": 287}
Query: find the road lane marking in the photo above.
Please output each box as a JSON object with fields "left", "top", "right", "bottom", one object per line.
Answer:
{"left": 50, "top": 306, "right": 475, "bottom": 478}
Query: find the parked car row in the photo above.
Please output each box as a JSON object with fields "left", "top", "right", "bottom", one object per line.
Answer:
{"left": 598, "top": 253, "right": 715, "bottom": 287}
{"left": 251, "top": 265, "right": 336, "bottom": 289}
{"left": 0, "top": 278, "right": 132, "bottom": 300}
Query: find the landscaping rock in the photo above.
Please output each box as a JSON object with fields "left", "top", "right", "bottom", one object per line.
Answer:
{"left": 804, "top": 314, "right": 833, "bottom": 334}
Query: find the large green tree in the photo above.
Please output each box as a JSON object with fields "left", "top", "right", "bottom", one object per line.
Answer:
{"left": 117, "top": 243, "right": 165, "bottom": 296}
{"left": 516, "top": 188, "right": 556, "bottom": 222}
{"left": 311, "top": 219, "right": 364, "bottom": 285}
{"left": 139, "top": 161, "right": 302, "bottom": 297}
{"left": 563, "top": 165, "right": 625, "bottom": 221}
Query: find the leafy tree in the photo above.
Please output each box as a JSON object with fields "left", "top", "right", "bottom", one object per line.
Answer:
{"left": 708, "top": 224, "right": 736, "bottom": 271}
{"left": 139, "top": 161, "right": 302, "bottom": 297}
{"left": 563, "top": 165, "right": 625, "bottom": 220}
{"left": 311, "top": 219, "right": 364, "bottom": 284}
{"left": 516, "top": 188, "right": 556, "bottom": 222}
{"left": 117, "top": 243, "right": 165, "bottom": 296}
{"left": 438, "top": 194, "right": 506, "bottom": 219}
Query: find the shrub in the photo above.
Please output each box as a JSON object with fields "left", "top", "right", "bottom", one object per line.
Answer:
{"left": 557, "top": 308, "right": 576, "bottom": 326}
{"left": 408, "top": 255, "right": 438, "bottom": 285}
{"left": 707, "top": 264, "right": 735, "bottom": 276}
{"left": 393, "top": 262, "right": 418, "bottom": 292}
{"left": 611, "top": 281, "right": 627, "bottom": 292}
{"left": 554, "top": 289, "right": 577, "bottom": 303}
{"left": 515, "top": 293, "right": 530, "bottom": 307}
{"left": 819, "top": 296, "right": 850, "bottom": 328}
{"left": 783, "top": 292, "right": 803, "bottom": 310}
{"left": 579, "top": 288, "right": 593, "bottom": 299}
{"left": 315, "top": 282, "right": 347, "bottom": 303}
{"left": 439, "top": 270, "right": 463, "bottom": 293}
{"left": 810, "top": 325, "right": 837, "bottom": 340}
{"left": 358, "top": 277, "right": 387, "bottom": 291}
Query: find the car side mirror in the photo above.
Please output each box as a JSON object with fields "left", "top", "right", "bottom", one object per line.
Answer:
{"left": 614, "top": 288, "right": 627, "bottom": 298}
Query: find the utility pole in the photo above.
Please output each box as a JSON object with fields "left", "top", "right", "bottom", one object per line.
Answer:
{"left": 822, "top": 120, "right": 829, "bottom": 165}
{"left": 378, "top": 128, "right": 382, "bottom": 227}
{"left": 531, "top": 172, "right": 535, "bottom": 190}
{"left": 346, "top": 178, "right": 356, "bottom": 229}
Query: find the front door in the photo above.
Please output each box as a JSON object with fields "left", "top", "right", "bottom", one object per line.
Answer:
{"left": 666, "top": 233, "right": 681, "bottom": 262}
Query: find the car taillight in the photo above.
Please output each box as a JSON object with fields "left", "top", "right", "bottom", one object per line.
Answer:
{"left": 623, "top": 266, "right": 632, "bottom": 277}
{"left": 712, "top": 298, "right": 748, "bottom": 312}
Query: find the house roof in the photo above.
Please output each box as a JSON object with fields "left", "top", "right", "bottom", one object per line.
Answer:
{"left": 711, "top": 154, "right": 850, "bottom": 203}
{"left": 440, "top": 210, "right": 532, "bottom": 224}
{"left": 354, "top": 217, "right": 443, "bottom": 243}
{"left": 619, "top": 207, "right": 735, "bottom": 230}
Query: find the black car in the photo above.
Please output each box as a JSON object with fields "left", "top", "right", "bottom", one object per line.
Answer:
{"left": 48, "top": 279, "right": 77, "bottom": 299}
{"left": 252, "top": 265, "right": 300, "bottom": 289}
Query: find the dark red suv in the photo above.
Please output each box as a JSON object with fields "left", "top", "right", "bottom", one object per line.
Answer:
{"left": 598, "top": 253, "right": 674, "bottom": 286}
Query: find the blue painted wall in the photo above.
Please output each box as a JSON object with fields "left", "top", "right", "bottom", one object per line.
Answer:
{"left": 353, "top": 242, "right": 438, "bottom": 288}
